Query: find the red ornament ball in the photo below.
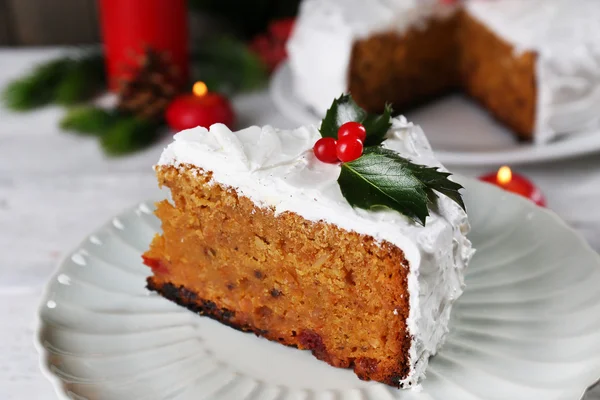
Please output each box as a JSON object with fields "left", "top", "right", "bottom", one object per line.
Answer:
{"left": 313, "top": 137, "right": 339, "bottom": 163}
{"left": 336, "top": 136, "right": 363, "bottom": 162}
{"left": 338, "top": 121, "right": 366, "bottom": 143}
{"left": 165, "top": 92, "right": 235, "bottom": 132}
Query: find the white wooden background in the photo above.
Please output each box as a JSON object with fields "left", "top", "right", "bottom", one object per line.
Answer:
{"left": 1, "top": 48, "right": 599, "bottom": 399}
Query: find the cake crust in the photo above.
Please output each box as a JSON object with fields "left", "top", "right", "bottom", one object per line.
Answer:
{"left": 144, "top": 164, "right": 415, "bottom": 387}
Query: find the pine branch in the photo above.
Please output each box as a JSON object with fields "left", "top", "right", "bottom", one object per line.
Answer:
{"left": 55, "top": 53, "right": 106, "bottom": 106}
{"left": 101, "top": 116, "right": 163, "bottom": 156}
{"left": 2, "top": 58, "right": 70, "bottom": 111}
{"left": 60, "top": 106, "right": 118, "bottom": 136}
{"left": 2, "top": 51, "right": 106, "bottom": 111}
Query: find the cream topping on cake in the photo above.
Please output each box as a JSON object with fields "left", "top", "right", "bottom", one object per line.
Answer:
{"left": 288, "top": 0, "right": 600, "bottom": 144}
{"left": 158, "top": 119, "right": 474, "bottom": 386}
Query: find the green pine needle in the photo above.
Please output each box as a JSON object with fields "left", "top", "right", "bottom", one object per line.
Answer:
{"left": 2, "top": 58, "right": 70, "bottom": 110}
{"left": 60, "top": 106, "right": 117, "bottom": 136}
{"left": 55, "top": 54, "right": 106, "bottom": 106}
{"left": 2, "top": 79, "right": 43, "bottom": 111}
{"left": 2, "top": 52, "right": 106, "bottom": 111}
{"left": 62, "top": 108, "right": 164, "bottom": 156}
{"left": 101, "top": 116, "right": 163, "bottom": 156}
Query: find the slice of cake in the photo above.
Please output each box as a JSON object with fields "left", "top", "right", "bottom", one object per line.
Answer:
{"left": 287, "top": 0, "right": 600, "bottom": 143}
{"left": 143, "top": 97, "right": 473, "bottom": 387}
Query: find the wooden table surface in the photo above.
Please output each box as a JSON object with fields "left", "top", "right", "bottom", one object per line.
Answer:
{"left": 1, "top": 48, "right": 599, "bottom": 400}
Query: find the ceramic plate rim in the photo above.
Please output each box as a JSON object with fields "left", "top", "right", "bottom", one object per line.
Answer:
{"left": 270, "top": 62, "right": 600, "bottom": 167}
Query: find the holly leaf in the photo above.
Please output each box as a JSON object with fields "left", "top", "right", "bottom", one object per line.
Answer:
{"left": 338, "top": 146, "right": 465, "bottom": 225}
{"left": 363, "top": 103, "right": 393, "bottom": 146}
{"left": 415, "top": 168, "right": 466, "bottom": 212}
{"left": 319, "top": 94, "right": 366, "bottom": 138}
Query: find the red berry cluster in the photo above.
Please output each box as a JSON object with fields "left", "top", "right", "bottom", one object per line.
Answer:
{"left": 249, "top": 18, "right": 295, "bottom": 74}
{"left": 313, "top": 121, "right": 366, "bottom": 163}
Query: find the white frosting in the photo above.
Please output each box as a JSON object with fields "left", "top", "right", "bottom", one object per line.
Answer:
{"left": 158, "top": 119, "right": 474, "bottom": 386}
{"left": 288, "top": 0, "right": 600, "bottom": 144}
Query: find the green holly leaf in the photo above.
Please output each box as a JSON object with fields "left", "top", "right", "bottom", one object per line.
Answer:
{"left": 363, "top": 103, "right": 393, "bottom": 146}
{"left": 414, "top": 167, "right": 466, "bottom": 212}
{"left": 338, "top": 146, "right": 465, "bottom": 225}
{"left": 319, "top": 94, "right": 367, "bottom": 139}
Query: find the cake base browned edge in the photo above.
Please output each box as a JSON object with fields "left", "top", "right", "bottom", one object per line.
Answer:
{"left": 146, "top": 277, "right": 411, "bottom": 388}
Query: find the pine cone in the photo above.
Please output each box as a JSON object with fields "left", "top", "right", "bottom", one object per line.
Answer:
{"left": 117, "top": 48, "right": 182, "bottom": 122}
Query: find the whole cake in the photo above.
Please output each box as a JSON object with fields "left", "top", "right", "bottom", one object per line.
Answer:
{"left": 143, "top": 98, "right": 474, "bottom": 387}
{"left": 287, "top": 0, "right": 600, "bottom": 143}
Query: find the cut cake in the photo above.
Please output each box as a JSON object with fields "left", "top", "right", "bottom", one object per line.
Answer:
{"left": 288, "top": 0, "right": 600, "bottom": 143}
{"left": 143, "top": 115, "right": 473, "bottom": 387}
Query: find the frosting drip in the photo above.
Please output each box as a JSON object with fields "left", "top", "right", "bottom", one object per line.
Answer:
{"left": 288, "top": 0, "right": 600, "bottom": 143}
{"left": 158, "top": 119, "right": 474, "bottom": 386}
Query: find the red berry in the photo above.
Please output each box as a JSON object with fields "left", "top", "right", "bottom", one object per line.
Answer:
{"left": 336, "top": 137, "right": 363, "bottom": 162}
{"left": 338, "top": 121, "right": 366, "bottom": 143}
{"left": 313, "top": 137, "right": 339, "bottom": 163}
{"left": 269, "top": 18, "right": 296, "bottom": 42}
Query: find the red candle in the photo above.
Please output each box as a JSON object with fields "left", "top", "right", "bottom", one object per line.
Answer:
{"left": 480, "top": 166, "right": 546, "bottom": 207}
{"left": 166, "top": 82, "right": 235, "bottom": 131}
{"left": 99, "top": 0, "right": 189, "bottom": 91}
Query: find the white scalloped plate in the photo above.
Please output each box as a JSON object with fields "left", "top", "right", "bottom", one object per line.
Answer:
{"left": 36, "top": 178, "right": 600, "bottom": 400}
{"left": 270, "top": 62, "right": 600, "bottom": 167}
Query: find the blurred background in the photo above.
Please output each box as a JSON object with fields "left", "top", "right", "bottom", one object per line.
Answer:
{"left": 0, "top": 0, "right": 299, "bottom": 45}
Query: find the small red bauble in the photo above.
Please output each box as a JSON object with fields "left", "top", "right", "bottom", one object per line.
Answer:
{"left": 313, "top": 137, "right": 339, "bottom": 163}
{"left": 338, "top": 121, "right": 367, "bottom": 143}
{"left": 336, "top": 136, "right": 363, "bottom": 162}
